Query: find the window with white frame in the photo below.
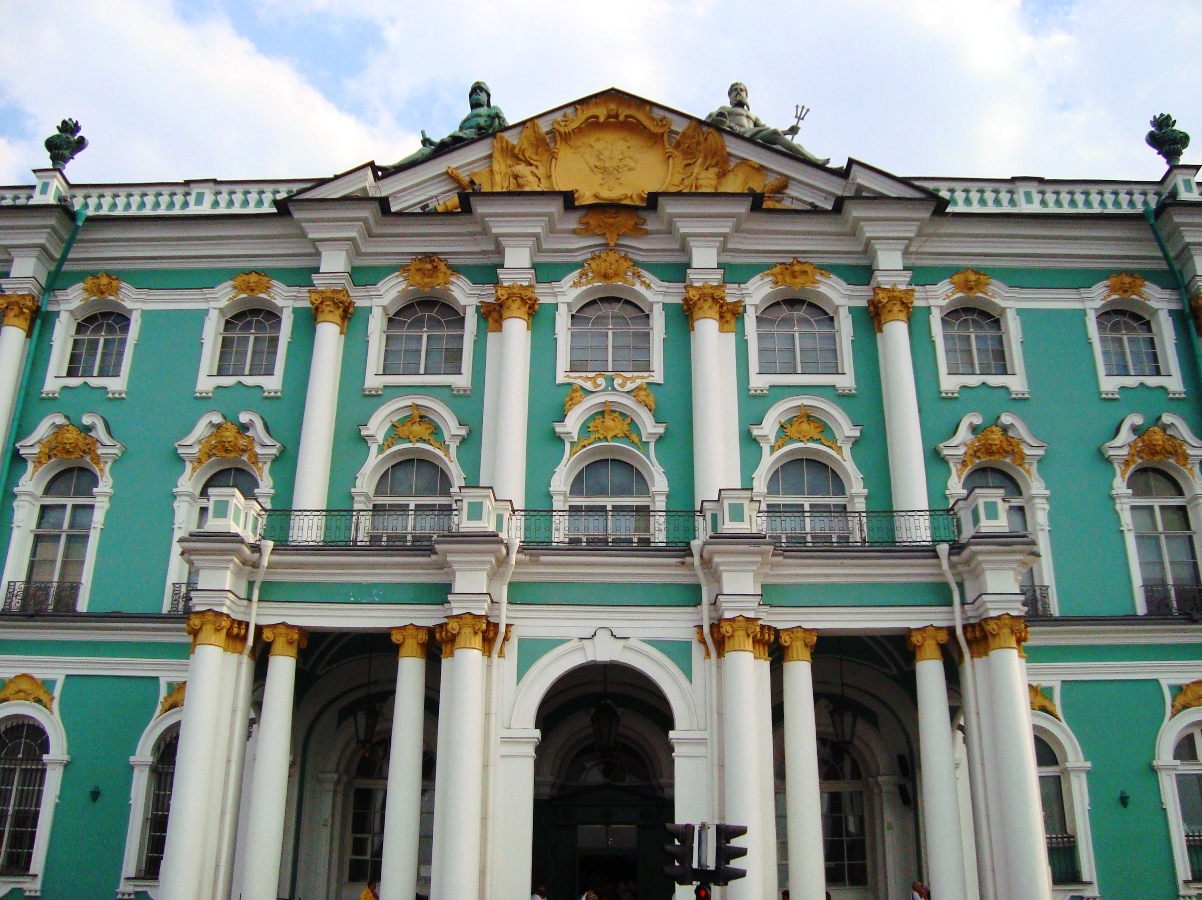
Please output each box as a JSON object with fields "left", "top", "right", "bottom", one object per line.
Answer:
{"left": 20, "top": 467, "right": 97, "bottom": 613}
{"left": 66, "top": 311, "right": 130, "bottom": 378}
{"left": 764, "top": 457, "right": 850, "bottom": 545}
{"left": 569, "top": 298, "right": 651, "bottom": 373}
{"left": 1129, "top": 467, "right": 1201, "bottom": 615}
{"left": 136, "top": 726, "right": 178, "bottom": 880}
{"left": 1098, "top": 309, "right": 1160, "bottom": 376}
{"left": 1174, "top": 723, "right": 1202, "bottom": 881}
{"left": 181, "top": 466, "right": 260, "bottom": 591}
{"left": 348, "top": 735, "right": 389, "bottom": 885}
{"left": 817, "top": 737, "right": 868, "bottom": 887}
{"left": 383, "top": 299, "right": 465, "bottom": 376}
{"left": 1035, "top": 734, "right": 1083, "bottom": 885}
{"left": 1086, "top": 297, "right": 1184, "bottom": 398}
{"left": 929, "top": 297, "right": 1028, "bottom": 398}
{"left": 756, "top": 298, "right": 840, "bottom": 375}
{"left": 42, "top": 302, "right": 141, "bottom": 399}
{"left": 368, "top": 458, "right": 454, "bottom": 545}
{"left": 0, "top": 718, "right": 49, "bottom": 876}
{"left": 217, "top": 309, "right": 281, "bottom": 377}
{"left": 567, "top": 458, "right": 652, "bottom": 544}
{"left": 942, "top": 307, "right": 1008, "bottom": 375}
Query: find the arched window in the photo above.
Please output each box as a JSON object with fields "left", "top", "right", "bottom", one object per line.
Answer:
{"left": 817, "top": 738, "right": 868, "bottom": 887}
{"left": 383, "top": 299, "right": 465, "bottom": 376}
{"left": 136, "top": 727, "right": 178, "bottom": 880}
{"left": 568, "top": 458, "right": 651, "bottom": 545}
{"left": 217, "top": 309, "right": 281, "bottom": 377}
{"left": 569, "top": 298, "right": 651, "bottom": 373}
{"left": 1098, "top": 309, "right": 1160, "bottom": 376}
{"left": 0, "top": 719, "right": 49, "bottom": 876}
{"left": 368, "top": 458, "right": 453, "bottom": 544}
{"left": 22, "top": 467, "right": 98, "bottom": 612}
{"left": 757, "top": 298, "right": 839, "bottom": 375}
{"left": 942, "top": 307, "right": 1007, "bottom": 375}
{"left": 1130, "top": 467, "right": 1199, "bottom": 615}
{"left": 1036, "top": 735, "right": 1082, "bottom": 884}
{"left": 67, "top": 311, "right": 129, "bottom": 378}
{"left": 963, "top": 466, "right": 1027, "bottom": 532}
{"left": 196, "top": 467, "right": 260, "bottom": 530}
{"left": 764, "top": 457, "right": 849, "bottom": 545}
{"left": 348, "top": 736, "right": 389, "bottom": 885}
{"left": 1174, "top": 723, "right": 1202, "bottom": 880}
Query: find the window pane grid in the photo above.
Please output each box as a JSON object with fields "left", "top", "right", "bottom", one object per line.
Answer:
{"left": 216, "top": 309, "right": 281, "bottom": 377}
{"left": 137, "top": 732, "right": 177, "bottom": 879}
{"left": 0, "top": 723, "right": 48, "bottom": 877}
{"left": 942, "top": 308, "right": 1008, "bottom": 376}
{"left": 66, "top": 312, "right": 130, "bottom": 378}
{"left": 1098, "top": 310, "right": 1161, "bottom": 376}
{"left": 383, "top": 300, "right": 465, "bottom": 376}
{"left": 569, "top": 298, "right": 652, "bottom": 373}
{"left": 757, "top": 299, "right": 839, "bottom": 375}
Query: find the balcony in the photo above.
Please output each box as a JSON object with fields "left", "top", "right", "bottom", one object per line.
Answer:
{"left": 1143, "top": 584, "right": 1202, "bottom": 618}
{"left": 2, "top": 581, "right": 81, "bottom": 614}
{"left": 1045, "top": 833, "right": 1082, "bottom": 884}
{"left": 1022, "top": 584, "right": 1052, "bottom": 617}
{"left": 169, "top": 583, "right": 193, "bottom": 615}
{"left": 261, "top": 508, "right": 456, "bottom": 548}
{"left": 1187, "top": 831, "right": 1202, "bottom": 881}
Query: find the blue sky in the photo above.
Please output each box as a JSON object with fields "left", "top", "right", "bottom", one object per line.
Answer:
{"left": 0, "top": 0, "right": 1199, "bottom": 185}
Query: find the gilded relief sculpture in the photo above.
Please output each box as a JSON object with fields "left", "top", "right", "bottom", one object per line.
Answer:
{"left": 390, "top": 81, "right": 508, "bottom": 170}
{"left": 706, "top": 82, "right": 829, "bottom": 166}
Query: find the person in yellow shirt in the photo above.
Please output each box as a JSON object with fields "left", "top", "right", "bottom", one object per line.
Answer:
{"left": 359, "top": 882, "right": 379, "bottom": 900}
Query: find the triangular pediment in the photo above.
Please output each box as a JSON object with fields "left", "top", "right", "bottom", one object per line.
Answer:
{"left": 287, "top": 89, "right": 935, "bottom": 214}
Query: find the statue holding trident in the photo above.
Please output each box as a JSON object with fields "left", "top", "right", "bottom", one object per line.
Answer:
{"left": 706, "top": 82, "right": 829, "bottom": 165}
{"left": 390, "top": 81, "right": 508, "bottom": 170}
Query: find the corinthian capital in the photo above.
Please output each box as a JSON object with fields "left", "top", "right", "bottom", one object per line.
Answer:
{"left": 480, "top": 283, "right": 538, "bottom": 332}
{"left": 0, "top": 294, "right": 38, "bottom": 335}
{"left": 262, "top": 623, "right": 308, "bottom": 658}
{"left": 682, "top": 283, "right": 742, "bottom": 333}
{"left": 867, "top": 285, "right": 915, "bottom": 332}
{"left": 391, "top": 624, "right": 430, "bottom": 659}
{"left": 186, "top": 610, "right": 235, "bottom": 651}
{"left": 778, "top": 626, "right": 818, "bottom": 663}
{"left": 908, "top": 625, "right": 949, "bottom": 663}
{"left": 981, "top": 614, "right": 1029, "bottom": 653}
{"left": 308, "top": 287, "right": 355, "bottom": 333}
{"left": 713, "top": 615, "right": 761, "bottom": 656}
{"left": 437, "top": 612, "right": 490, "bottom": 654}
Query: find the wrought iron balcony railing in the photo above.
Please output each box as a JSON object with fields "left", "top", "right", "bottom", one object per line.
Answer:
{"left": 261, "top": 508, "right": 457, "bottom": 548}
{"left": 169, "top": 583, "right": 193, "bottom": 615}
{"left": 513, "top": 509, "right": 698, "bottom": 548}
{"left": 1143, "top": 583, "right": 1202, "bottom": 618}
{"left": 1022, "top": 584, "right": 1052, "bottom": 617}
{"left": 1187, "top": 831, "right": 1202, "bottom": 881}
{"left": 1045, "top": 833, "right": 1081, "bottom": 884}
{"left": 759, "top": 509, "right": 958, "bottom": 547}
{"left": 2, "top": 581, "right": 81, "bottom": 614}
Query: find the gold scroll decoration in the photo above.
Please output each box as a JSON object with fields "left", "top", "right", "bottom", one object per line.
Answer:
{"left": 682, "top": 283, "right": 742, "bottom": 333}
{"left": 949, "top": 269, "right": 991, "bottom": 297}
{"left": 772, "top": 406, "right": 843, "bottom": 457}
{"left": 867, "top": 286, "right": 915, "bottom": 332}
{"left": 631, "top": 383, "right": 656, "bottom": 413}
{"left": 1122, "top": 425, "right": 1193, "bottom": 478}
{"left": 231, "top": 272, "right": 273, "bottom": 299}
{"left": 0, "top": 674, "right": 53, "bottom": 711}
{"left": 0, "top": 294, "right": 39, "bottom": 334}
{"left": 82, "top": 273, "right": 122, "bottom": 301}
{"left": 1029, "top": 685, "right": 1060, "bottom": 719}
{"left": 571, "top": 250, "right": 649, "bottom": 289}
{"left": 1173, "top": 680, "right": 1202, "bottom": 716}
{"left": 1107, "top": 273, "right": 1146, "bottom": 299}
{"left": 564, "top": 384, "right": 586, "bottom": 415}
{"left": 767, "top": 259, "right": 829, "bottom": 290}
{"left": 574, "top": 208, "right": 648, "bottom": 247}
{"left": 442, "top": 92, "right": 789, "bottom": 210}
{"left": 400, "top": 255, "right": 457, "bottom": 291}
{"left": 479, "top": 284, "right": 538, "bottom": 333}
{"left": 309, "top": 288, "right": 355, "bottom": 334}
{"left": 158, "top": 683, "right": 186, "bottom": 717}
{"left": 570, "top": 402, "right": 643, "bottom": 457}
{"left": 191, "top": 420, "right": 261, "bottom": 475}
{"left": 958, "top": 424, "right": 1028, "bottom": 477}
{"left": 382, "top": 403, "right": 448, "bottom": 457}
{"left": 33, "top": 422, "right": 102, "bottom": 474}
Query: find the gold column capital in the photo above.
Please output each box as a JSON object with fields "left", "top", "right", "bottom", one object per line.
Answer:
{"left": 483, "top": 622, "right": 513, "bottom": 658}
{"left": 681, "top": 283, "right": 742, "bottom": 333}
{"left": 0, "top": 294, "right": 38, "bottom": 335}
{"left": 752, "top": 624, "right": 775, "bottom": 661}
{"left": 909, "top": 625, "right": 949, "bottom": 663}
{"left": 186, "top": 610, "right": 237, "bottom": 651}
{"left": 1190, "top": 292, "right": 1202, "bottom": 338}
{"left": 867, "top": 285, "right": 915, "bottom": 332}
{"left": 778, "top": 626, "right": 818, "bottom": 663}
{"left": 963, "top": 623, "right": 990, "bottom": 659}
{"left": 480, "top": 283, "right": 538, "bottom": 332}
{"left": 262, "top": 623, "right": 308, "bottom": 659}
{"left": 981, "top": 614, "right": 1029, "bottom": 653}
{"left": 224, "top": 620, "right": 250, "bottom": 655}
{"left": 308, "top": 287, "right": 355, "bottom": 334}
{"left": 391, "top": 624, "right": 430, "bottom": 659}
{"left": 713, "top": 616, "right": 761, "bottom": 656}
{"left": 437, "top": 613, "right": 490, "bottom": 654}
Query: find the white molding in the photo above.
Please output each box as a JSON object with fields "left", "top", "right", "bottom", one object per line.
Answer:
{"left": 1155, "top": 705, "right": 1202, "bottom": 891}
{"left": 353, "top": 395, "right": 469, "bottom": 509}
{"left": 117, "top": 704, "right": 181, "bottom": 899}
{"left": 1024, "top": 662, "right": 1202, "bottom": 681}
{"left": 193, "top": 277, "right": 297, "bottom": 398}
{"left": 361, "top": 270, "right": 482, "bottom": 395}
{"left": 0, "top": 657, "right": 190, "bottom": 678}
{"left": 1031, "top": 710, "right": 1099, "bottom": 894}
{"left": 924, "top": 280, "right": 1029, "bottom": 398}
{"left": 1082, "top": 281, "right": 1185, "bottom": 398}
{"left": 41, "top": 286, "right": 142, "bottom": 399}
{"left": 739, "top": 271, "right": 858, "bottom": 395}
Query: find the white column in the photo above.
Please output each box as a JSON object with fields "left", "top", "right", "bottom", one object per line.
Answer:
{"left": 686, "top": 290, "right": 727, "bottom": 506}
{"left": 959, "top": 644, "right": 999, "bottom": 900}
{"left": 910, "top": 627, "right": 968, "bottom": 900}
{"left": 293, "top": 289, "right": 353, "bottom": 509}
{"left": 754, "top": 633, "right": 778, "bottom": 900}
{"left": 981, "top": 616, "right": 1052, "bottom": 900}
{"left": 717, "top": 617, "right": 765, "bottom": 900}
{"left": 198, "top": 640, "right": 241, "bottom": 900}
{"left": 431, "top": 614, "right": 488, "bottom": 900}
{"left": 429, "top": 644, "right": 454, "bottom": 899}
{"left": 240, "top": 624, "right": 307, "bottom": 900}
{"left": 0, "top": 296, "right": 36, "bottom": 454}
{"left": 779, "top": 627, "right": 825, "bottom": 900}
{"left": 488, "top": 284, "right": 536, "bottom": 507}
{"left": 871, "top": 287, "right": 928, "bottom": 512}
{"left": 490, "top": 730, "right": 541, "bottom": 900}
{"left": 159, "top": 613, "right": 244, "bottom": 900}
{"left": 380, "top": 626, "right": 429, "bottom": 900}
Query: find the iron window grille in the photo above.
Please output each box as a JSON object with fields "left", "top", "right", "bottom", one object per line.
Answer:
{"left": 368, "top": 458, "right": 453, "bottom": 546}
{"left": 136, "top": 730, "right": 178, "bottom": 880}
{"left": 0, "top": 721, "right": 49, "bottom": 876}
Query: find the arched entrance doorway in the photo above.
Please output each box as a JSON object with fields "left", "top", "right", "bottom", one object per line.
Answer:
{"left": 531, "top": 663, "right": 675, "bottom": 900}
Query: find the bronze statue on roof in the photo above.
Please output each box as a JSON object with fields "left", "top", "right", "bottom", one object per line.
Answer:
{"left": 706, "top": 82, "right": 828, "bottom": 166}
{"left": 391, "top": 81, "right": 508, "bottom": 170}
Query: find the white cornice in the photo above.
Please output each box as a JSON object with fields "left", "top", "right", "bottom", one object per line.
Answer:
{"left": 0, "top": 656, "right": 189, "bottom": 678}
{"left": 1025, "top": 661, "right": 1202, "bottom": 681}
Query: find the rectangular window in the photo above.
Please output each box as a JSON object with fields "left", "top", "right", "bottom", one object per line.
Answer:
{"left": 758, "top": 332, "right": 797, "bottom": 374}
{"left": 821, "top": 789, "right": 868, "bottom": 886}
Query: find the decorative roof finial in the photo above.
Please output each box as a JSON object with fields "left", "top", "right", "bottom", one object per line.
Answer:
{"left": 1146, "top": 113, "right": 1189, "bottom": 167}
{"left": 44, "top": 119, "right": 87, "bottom": 171}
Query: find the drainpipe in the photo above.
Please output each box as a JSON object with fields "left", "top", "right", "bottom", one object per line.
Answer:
{"left": 1142, "top": 206, "right": 1202, "bottom": 367}
{"left": 482, "top": 535, "right": 518, "bottom": 900}
{"left": 691, "top": 539, "right": 722, "bottom": 827}
{"left": 0, "top": 206, "right": 87, "bottom": 498}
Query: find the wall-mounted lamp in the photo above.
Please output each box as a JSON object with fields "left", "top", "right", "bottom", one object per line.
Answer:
{"left": 89, "top": 785, "right": 101, "bottom": 803}
{"left": 1119, "top": 790, "right": 1130, "bottom": 808}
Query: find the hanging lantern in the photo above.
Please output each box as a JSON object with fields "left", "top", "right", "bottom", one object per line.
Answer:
{"left": 355, "top": 696, "right": 382, "bottom": 746}
{"left": 828, "top": 697, "right": 859, "bottom": 750}
{"left": 591, "top": 699, "right": 621, "bottom": 757}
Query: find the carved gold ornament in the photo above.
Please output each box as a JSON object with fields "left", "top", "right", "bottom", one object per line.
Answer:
{"left": 479, "top": 284, "right": 538, "bottom": 333}
{"left": 958, "top": 424, "right": 1028, "bottom": 477}
{"left": 682, "top": 284, "right": 742, "bottom": 333}
{"left": 158, "top": 682, "right": 186, "bottom": 717}
{"left": 1029, "top": 684, "right": 1060, "bottom": 719}
{"left": 186, "top": 610, "right": 244, "bottom": 652}
{"left": 382, "top": 403, "right": 448, "bottom": 457}
{"left": 1172, "top": 680, "right": 1202, "bottom": 716}
{"left": 981, "top": 614, "right": 1029, "bottom": 653}
{"left": 0, "top": 293, "right": 38, "bottom": 335}
{"left": 949, "top": 269, "right": 992, "bottom": 297}
{"left": 751, "top": 624, "right": 776, "bottom": 661}
{"left": 33, "top": 422, "right": 102, "bottom": 474}
{"left": 440, "top": 92, "right": 789, "bottom": 210}
{"left": 191, "top": 420, "right": 261, "bottom": 475}
{"left": 400, "top": 255, "right": 457, "bottom": 291}
{"left": 867, "top": 286, "right": 915, "bottom": 332}
{"left": 0, "top": 674, "right": 53, "bottom": 711}
{"left": 571, "top": 250, "right": 649, "bottom": 288}
{"left": 1122, "top": 425, "right": 1193, "bottom": 477}
{"left": 231, "top": 272, "right": 273, "bottom": 299}
{"left": 963, "top": 623, "right": 990, "bottom": 659}
{"left": 711, "top": 616, "right": 761, "bottom": 656}
{"left": 631, "top": 382, "right": 656, "bottom": 413}
{"left": 483, "top": 621, "right": 513, "bottom": 657}
{"left": 1107, "top": 273, "right": 1146, "bottom": 299}
{"left": 574, "top": 208, "right": 649, "bottom": 247}
{"left": 909, "top": 626, "right": 949, "bottom": 663}
{"left": 778, "top": 626, "right": 818, "bottom": 663}
{"left": 82, "top": 272, "right": 122, "bottom": 300}
{"left": 437, "top": 613, "right": 489, "bottom": 654}
{"left": 564, "top": 384, "right": 586, "bottom": 415}
{"left": 308, "top": 287, "right": 355, "bottom": 333}
{"left": 767, "top": 259, "right": 830, "bottom": 290}
{"left": 772, "top": 406, "right": 842, "bottom": 457}
{"left": 570, "top": 402, "right": 643, "bottom": 456}
{"left": 1190, "top": 293, "right": 1202, "bottom": 338}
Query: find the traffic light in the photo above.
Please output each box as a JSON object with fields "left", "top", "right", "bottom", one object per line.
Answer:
{"left": 694, "top": 885, "right": 711, "bottom": 900}
{"left": 664, "top": 823, "right": 696, "bottom": 885}
{"left": 713, "top": 823, "right": 748, "bottom": 886}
